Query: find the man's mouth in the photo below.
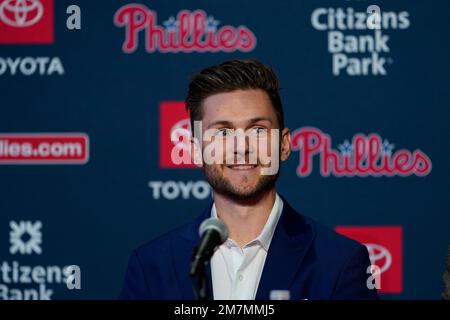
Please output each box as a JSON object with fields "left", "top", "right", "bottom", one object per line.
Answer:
{"left": 226, "top": 164, "right": 258, "bottom": 170}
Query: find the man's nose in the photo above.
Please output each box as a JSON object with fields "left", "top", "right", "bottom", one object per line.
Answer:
{"left": 234, "top": 133, "right": 248, "bottom": 156}
{"left": 231, "top": 129, "right": 256, "bottom": 160}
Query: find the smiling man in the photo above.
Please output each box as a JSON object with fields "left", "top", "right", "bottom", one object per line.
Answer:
{"left": 120, "top": 59, "right": 378, "bottom": 300}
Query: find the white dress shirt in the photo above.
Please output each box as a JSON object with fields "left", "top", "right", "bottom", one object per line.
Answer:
{"left": 210, "top": 193, "right": 283, "bottom": 300}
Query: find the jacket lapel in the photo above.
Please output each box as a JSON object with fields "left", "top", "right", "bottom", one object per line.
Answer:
{"left": 255, "top": 198, "right": 316, "bottom": 300}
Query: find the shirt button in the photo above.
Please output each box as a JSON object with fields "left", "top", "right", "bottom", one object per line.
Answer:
{"left": 238, "top": 274, "right": 244, "bottom": 281}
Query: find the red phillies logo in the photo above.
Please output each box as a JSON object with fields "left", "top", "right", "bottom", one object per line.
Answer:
{"left": 0, "top": 133, "right": 89, "bottom": 164}
{"left": 291, "top": 127, "right": 432, "bottom": 177}
{"left": 335, "top": 226, "right": 403, "bottom": 294}
{"left": 114, "top": 5, "right": 257, "bottom": 53}
{"left": 159, "top": 102, "right": 196, "bottom": 169}
{"left": 0, "top": 0, "right": 53, "bottom": 44}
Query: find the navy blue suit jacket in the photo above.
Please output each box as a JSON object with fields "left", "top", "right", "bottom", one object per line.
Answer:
{"left": 120, "top": 197, "right": 378, "bottom": 300}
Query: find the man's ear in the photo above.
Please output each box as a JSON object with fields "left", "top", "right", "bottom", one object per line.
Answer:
{"left": 190, "top": 136, "right": 203, "bottom": 167}
{"left": 280, "top": 128, "right": 291, "bottom": 162}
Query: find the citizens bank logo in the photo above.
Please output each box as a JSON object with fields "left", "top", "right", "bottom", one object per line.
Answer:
{"left": 114, "top": 5, "right": 257, "bottom": 53}
{"left": 310, "top": 6, "right": 410, "bottom": 76}
{"left": 291, "top": 127, "right": 432, "bottom": 178}
{"left": 1, "top": 221, "right": 81, "bottom": 299}
{"left": 0, "top": 0, "right": 53, "bottom": 44}
{"left": 9, "top": 221, "right": 42, "bottom": 255}
{"left": 159, "top": 102, "right": 195, "bottom": 169}
{"left": 335, "top": 226, "right": 403, "bottom": 294}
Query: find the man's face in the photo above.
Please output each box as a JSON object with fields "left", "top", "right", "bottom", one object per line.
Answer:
{"left": 193, "top": 89, "right": 291, "bottom": 202}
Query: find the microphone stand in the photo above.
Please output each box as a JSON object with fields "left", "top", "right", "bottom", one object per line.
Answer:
{"left": 190, "top": 218, "right": 227, "bottom": 300}
{"left": 190, "top": 251, "right": 210, "bottom": 300}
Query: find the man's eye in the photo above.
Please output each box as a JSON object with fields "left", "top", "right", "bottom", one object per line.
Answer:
{"left": 250, "top": 127, "right": 268, "bottom": 135}
{"left": 216, "top": 128, "right": 232, "bottom": 137}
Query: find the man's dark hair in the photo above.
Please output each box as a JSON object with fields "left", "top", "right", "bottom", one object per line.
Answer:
{"left": 185, "top": 59, "right": 284, "bottom": 131}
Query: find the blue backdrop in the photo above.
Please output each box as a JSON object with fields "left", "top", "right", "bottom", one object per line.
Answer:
{"left": 0, "top": 0, "right": 448, "bottom": 299}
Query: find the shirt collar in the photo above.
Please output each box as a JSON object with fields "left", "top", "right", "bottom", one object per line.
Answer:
{"left": 211, "top": 193, "right": 284, "bottom": 251}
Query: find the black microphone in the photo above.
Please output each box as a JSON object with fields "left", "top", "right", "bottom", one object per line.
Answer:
{"left": 190, "top": 218, "right": 228, "bottom": 277}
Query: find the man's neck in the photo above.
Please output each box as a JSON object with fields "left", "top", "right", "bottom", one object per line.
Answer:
{"left": 213, "top": 189, "right": 277, "bottom": 248}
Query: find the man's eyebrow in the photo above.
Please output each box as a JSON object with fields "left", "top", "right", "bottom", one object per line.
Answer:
{"left": 247, "top": 117, "right": 273, "bottom": 125}
{"left": 207, "top": 117, "right": 273, "bottom": 128}
{"left": 207, "top": 120, "right": 234, "bottom": 128}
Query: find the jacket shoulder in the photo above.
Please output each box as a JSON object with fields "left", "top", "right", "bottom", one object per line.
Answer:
{"left": 303, "top": 214, "right": 366, "bottom": 261}
{"left": 306, "top": 216, "right": 363, "bottom": 252}
{"left": 298, "top": 214, "right": 377, "bottom": 299}
{"left": 133, "top": 221, "right": 194, "bottom": 262}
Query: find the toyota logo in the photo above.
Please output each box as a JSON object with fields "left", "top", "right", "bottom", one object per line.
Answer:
{"left": 0, "top": 0, "right": 43, "bottom": 27}
{"left": 365, "top": 243, "right": 392, "bottom": 274}
{"left": 170, "top": 118, "right": 192, "bottom": 151}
